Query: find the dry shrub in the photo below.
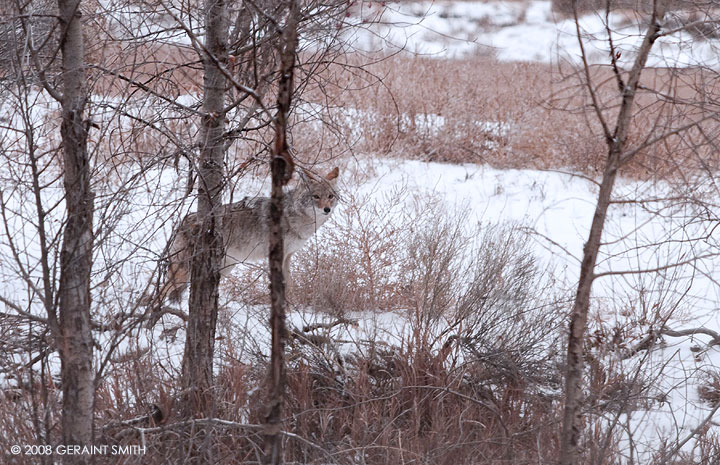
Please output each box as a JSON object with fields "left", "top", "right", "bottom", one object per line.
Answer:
{"left": 650, "top": 430, "right": 720, "bottom": 465}
{"left": 551, "top": 0, "right": 697, "bottom": 16}
{"left": 452, "top": 224, "right": 563, "bottom": 390}
{"left": 299, "top": 55, "right": 546, "bottom": 166}
{"left": 264, "top": 191, "right": 572, "bottom": 463}
{"left": 524, "top": 64, "right": 720, "bottom": 179}
{"left": 297, "top": 53, "right": 602, "bottom": 170}
{"left": 15, "top": 191, "right": 618, "bottom": 465}
{"left": 106, "top": 188, "right": 575, "bottom": 463}
{"left": 698, "top": 370, "right": 720, "bottom": 405}
{"left": 291, "top": 186, "right": 412, "bottom": 313}
{"left": 291, "top": 189, "right": 481, "bottom": 313}
{"left": 278, "top": 215, "right": 568, "bottom": 464}
{"left": 294, "top": 53, "right": 720, "bottom": 181}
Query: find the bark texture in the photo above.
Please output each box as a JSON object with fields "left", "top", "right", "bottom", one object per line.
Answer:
{"left": 56, "top": 0, "right": 95, "bottom": 463}
{"left": 558, "top": 3, "right": 664, "bottom": 463}
{"left": 180, "top": 0, "right": 228, "bottom": 426}
{"left": 263, "top": 4, "right": 298, "bottom": 464}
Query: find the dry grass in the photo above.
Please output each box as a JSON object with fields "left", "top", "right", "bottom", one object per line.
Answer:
{"left": 297, "top": 55, "right": 548, "bottom": 166}
{"left": 68, "top": 26, "right": 720, "bottom": 183}
{"left": 0, "top": 203, "right": 575, "bottom": 464}
{"left": 292, "top": 54, "right": 720, "bottom": 181}
{"left": 27, "top": 192, "right": 570, "bottom": 465}
{"left": 5, "top": 0, "right": 719, "bottom": 181}
{"left": 551, "top": 0, "right": 704, "bottom": 16}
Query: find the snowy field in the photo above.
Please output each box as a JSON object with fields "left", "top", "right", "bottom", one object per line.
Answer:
{"left": 99, "top": 0, "right": 720, "bottom": 68}
{"left": 2, "top": 149, "right": 718, "bottom": 460}
{"left": 1, "top": 0, "right": 720, "bottom": 462}
{"left": 348, "top": 0, "right": 720, "bottom": 68}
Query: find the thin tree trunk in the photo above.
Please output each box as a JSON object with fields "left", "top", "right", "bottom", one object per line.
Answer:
{"left": 263, "top": 3, "right": 298, "bottom": 464}
{"left": 180, "top": 0, "right": 228, "bottom": 425}
{"left": 558, "top": 2, "right": 664, "bottom": 463}
{"left": 56, "top": 0, "right": 94, "bottom": 462}
{"left": 559, "top": 153, "right": 618, "bottom": 464}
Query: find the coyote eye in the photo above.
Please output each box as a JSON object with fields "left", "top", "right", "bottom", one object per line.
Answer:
{"left": 328, "top": 194, "right": 334, "bottom": 199}
{"left": 313, "top": 194, "right": 320, "bottom": 200}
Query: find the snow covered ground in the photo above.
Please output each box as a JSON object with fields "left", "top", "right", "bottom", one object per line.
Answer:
{"left": 337, "top": 159, "right": 720, "bottom": 461}
{"left": 348, "top": 0, "right": 720, "bottom": 68}
{"left": 2, "top": 97, "right": 719, "bottom": 459}
{"left": 2, "top": 0, "right": 720, "bottom": 461}
{"left": 1, "top": 144, "right": 718, "bottom": 459}
{"left": 100, "top": 0, "right": 720, "bottom": 69}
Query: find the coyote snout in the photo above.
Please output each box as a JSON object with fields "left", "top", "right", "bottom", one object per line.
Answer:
{"left": 153, "top": 166, "right": 340, "bottom": 304}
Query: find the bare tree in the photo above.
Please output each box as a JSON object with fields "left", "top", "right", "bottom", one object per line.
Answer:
{"left": 57, "top": 0, "right": 95, "bottom": 459}
{"left": 1, "top": 0, "right": 98, "bottom": 460}
{"left": 0, "top": 0, "right": 195, "bottom": 458}
{"left": 179, "top": 0, "right": 228, "bottom": 425}
{"left": 558, "top": 0, "right": 720, "bottom": 463}
{"left": 263, "top": 4, "right": 299, "bottom": 463}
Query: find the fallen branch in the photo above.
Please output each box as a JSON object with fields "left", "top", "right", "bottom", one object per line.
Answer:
{"left": 302, "top": 317, "right": 358, "bottom": 333}
{"left": 624, "top": 326, "right": 720, "bottom": 359}
{"left": 661, "top": 327, "right": 720, "bottom": 345}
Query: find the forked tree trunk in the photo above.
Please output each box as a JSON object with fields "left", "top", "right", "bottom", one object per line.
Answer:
{"left": 180, "top": 0, "right": 228, "bottom": 426}
{"left": 263, "top": 3, "right": 298, "bottom": 464}
{"left": 558, "top": 2, "right": 664, "bottom": 463}
{"left": 56, "top": 0, "right": 95, "bottom": 462}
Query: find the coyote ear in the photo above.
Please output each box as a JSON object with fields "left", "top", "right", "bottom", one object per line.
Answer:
{"left": 325, "top": 167, "right": 339, "bottom": 181}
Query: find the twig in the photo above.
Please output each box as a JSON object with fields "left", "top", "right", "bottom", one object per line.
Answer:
{"left": 110, "top": 418, "right": 330, "bottom": 456}
{"left": 662, "top": 401, "right": 720, "bottom": 460}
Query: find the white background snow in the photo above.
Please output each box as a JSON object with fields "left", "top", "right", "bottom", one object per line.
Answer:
{"left": 348, "top": 0, "right": 720, "bottom": 68}
{"left": 1, "top": 1, "right": 720, "bottom": 462}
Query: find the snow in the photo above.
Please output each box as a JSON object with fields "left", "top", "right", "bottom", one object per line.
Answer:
{"left": 96, "top": 0, "right": 720, "bottom": 69}
{"left": 349, "top": 1, "right": 720, "bottom": 68}
{"left": 2, "top": 104, "right": 720, "bottom": 458}
{"left": 2, "top": 0, "right": 720, "bottom": 460}
{"left": 340, "top": 159, "right": 720, "bottom": 462}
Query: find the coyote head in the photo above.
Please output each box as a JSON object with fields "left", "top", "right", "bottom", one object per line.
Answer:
{"left": 296, "top": 166, "right": 340, "bottom": 217}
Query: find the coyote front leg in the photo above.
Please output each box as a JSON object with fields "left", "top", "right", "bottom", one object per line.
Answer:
{"left": 283, "top": 252, "right": 293, "bottom": 291}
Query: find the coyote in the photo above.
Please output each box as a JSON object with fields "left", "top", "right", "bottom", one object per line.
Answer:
{"left": 154, "top": 166, "right": 340, "bottom": 303}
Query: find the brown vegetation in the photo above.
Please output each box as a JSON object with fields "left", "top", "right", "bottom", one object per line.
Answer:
{"left": 108, "top": 200, "right": 570, "bottom": 464}
{"left": 3, "top": 1, "right": 720, "bottom": 462}
{"left": 81, "top": 37, "right": 720, "bottom": 183}
{"left": 291, "top": 54, "right": 720, "bottom": 180}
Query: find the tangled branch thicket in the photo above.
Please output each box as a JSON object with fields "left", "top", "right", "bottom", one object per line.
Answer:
{"left": 3, "top": 0, "right": 720, "bottom": 463}
{"left": 94, "top": 193, "right": 571, "bottom": 464}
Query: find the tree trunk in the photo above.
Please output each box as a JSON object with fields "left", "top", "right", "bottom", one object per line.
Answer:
{"left": 263, "top": 3, "right": 298, "bottom": 464}
{"left": 558, "top": 3, "right": 664, "bottom": 463}
{"left": 559, "top": 154, "right": 618, "bottom": 464}
{"left": 56, "top": 0, "right": 94, "bottom": 462}
{"left": 180, "top": 0, "right": 228, "bottom": 428}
